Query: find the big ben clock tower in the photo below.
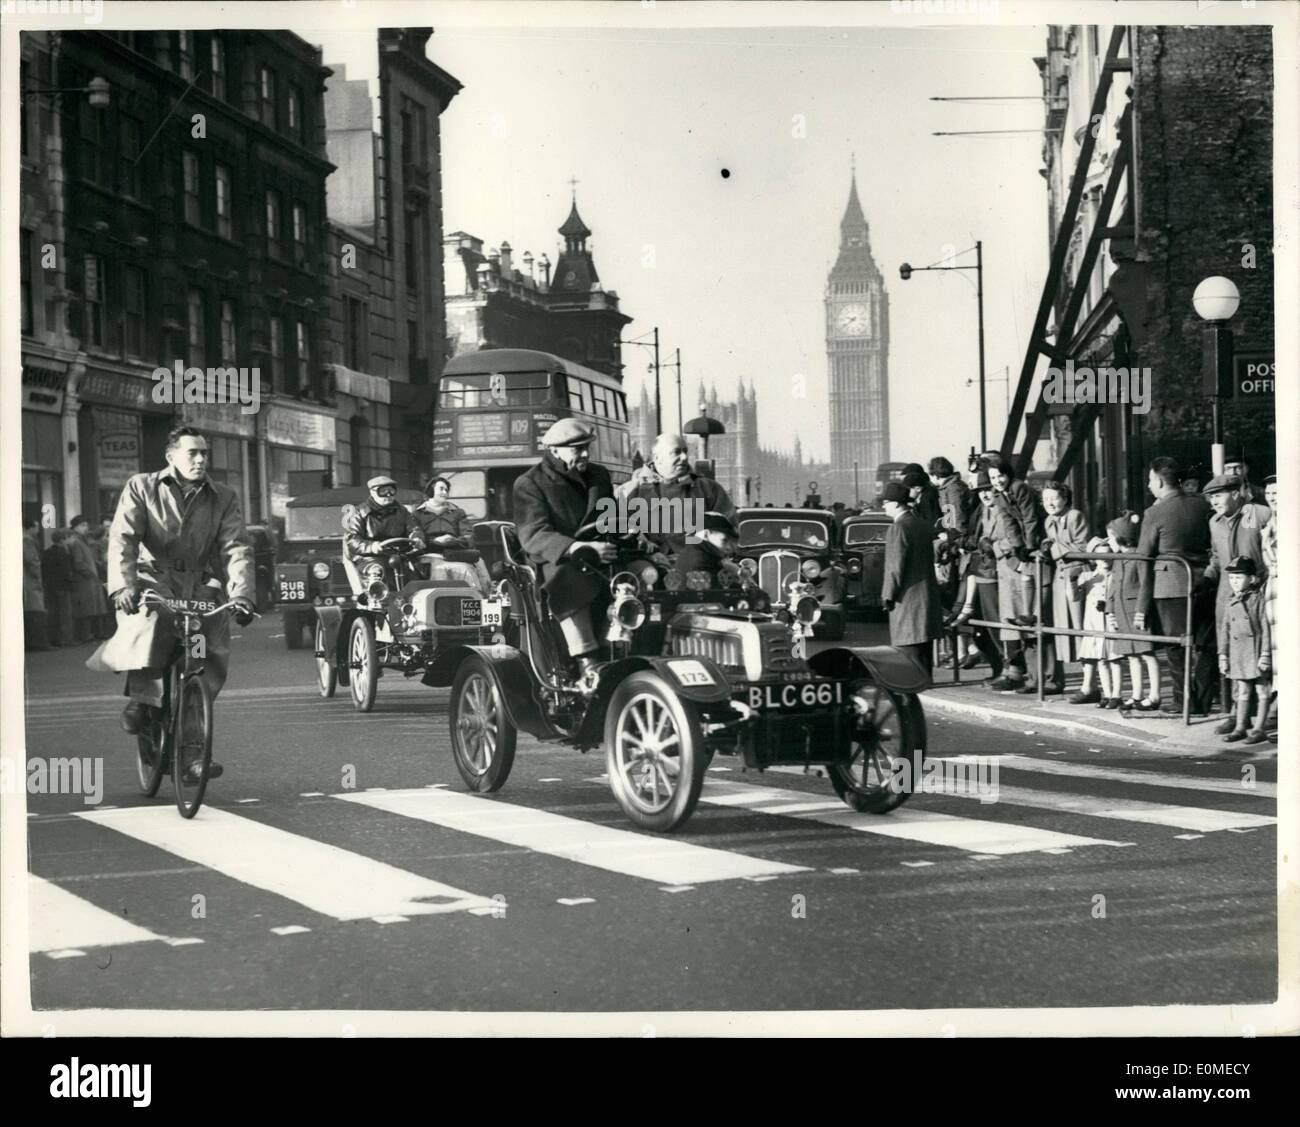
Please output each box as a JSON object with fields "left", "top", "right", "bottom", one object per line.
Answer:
{"left": 825, "top": 165, "right": 890, "bottom": 502}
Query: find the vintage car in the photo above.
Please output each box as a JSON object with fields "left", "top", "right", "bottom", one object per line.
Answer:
{"left": 425, "top": 522, "right": 929, "bottom": 833}
{"left": 272, "top": 485, "right": 424, "bottom": 649}
{"left": 310, "top": 527, "right": 497, "bottom": 711}
{"left": 732, "top": 508, "right": 847, "bottom": 640}
{"left": 841, "top": 509, "right": 893, "bottom": 619}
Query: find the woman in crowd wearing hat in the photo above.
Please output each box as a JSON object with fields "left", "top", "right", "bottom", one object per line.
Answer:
{"left": 513, "top": 417, "right": 617, "bottom": 680}
{"left": 946, "top": 469, "right": 1004, "bottom": 678}
{"left": 1105, "top": 511, "right": 1161, "bottom": 711}
{"left": 343, "top": 475, "right": 427, "bottom": 566}
{"left": 1074, "top": 538, "right": 1119, "bottom": 706}
{"left": 414, "top": 477, "right": 472, "bottom": 547}
{"left": 901, "top": 469, "right": 941, "bottom": 528}
{"left": 1217, "top": 556, "right": 1271, "bottom": 744}
{"left": 1038, "top": 481, "right": 1089, "bottom": 691}
{"left": 67, "top": 514, "right": 109, "bottom": 643}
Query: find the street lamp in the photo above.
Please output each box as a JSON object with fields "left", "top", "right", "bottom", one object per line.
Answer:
{"left": 1193, "top": 275, "right": 1240, "bottom": 476}
{"left": 899, "top": 242, "right": 986, "bottom": 448}
{"left": 22, "top": 75, "right": 111, "bottom": 109}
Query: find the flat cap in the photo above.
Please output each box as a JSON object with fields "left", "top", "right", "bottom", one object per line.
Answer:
{"left": 542, "top": 417, "right": 595, "bottom": 447}
{"left": 1202, "top": 474, "right": 1242, "bottom": 495}
{"left": 881, "top": 482, "right": 910, "bottom": 505}
{"left": 1225, "top": 555, "right": 1257, "bottom": 575}
{"left": 367, "top": 475, "right": 398, "bottom": 490}
{"left": 901, "top": 471, "right": 928, "bottom": 490}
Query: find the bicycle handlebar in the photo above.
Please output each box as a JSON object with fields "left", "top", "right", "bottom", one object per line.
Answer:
{"left": 139, "top": 591, "right": 260, "bottom": 619}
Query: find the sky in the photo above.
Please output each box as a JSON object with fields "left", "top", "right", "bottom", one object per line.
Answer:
{"left": 309, "top": 21, "right": 1051, "bottom": 466}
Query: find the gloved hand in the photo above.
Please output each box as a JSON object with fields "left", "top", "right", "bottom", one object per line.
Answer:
{"left": 113, "top": 585, "right": 140, "bottom": 614}
{"left": 232, "top": 596, "right": 257, "bottom": 626}
{"left": 881, "top": 598, "right": 895, "bottom": 613}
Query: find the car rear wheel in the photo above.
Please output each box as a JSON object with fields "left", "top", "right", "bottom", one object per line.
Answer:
{"left": 449, "top": 656, "right": 517, "bottom": 792}
{"left": 604, "top": 672, "right": 707, "bottom": 832}
{"left": 828, "top": 682, "right": 920, "bottom": 814}
{"left": 347, "top": 616, "right": 378, "bottom": 712}
{"left": 315, "top": 620, "right": 337, "bottom": 699}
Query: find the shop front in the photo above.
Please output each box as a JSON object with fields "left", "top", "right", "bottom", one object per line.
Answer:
{"left": 263, "top": 403, "right": 335, "bottom": 530}
{"left": 76, "top": 368, "right": 174, "bottom": 525}
{"left": 22, "top": 365, "right": 68, "bottom": 531}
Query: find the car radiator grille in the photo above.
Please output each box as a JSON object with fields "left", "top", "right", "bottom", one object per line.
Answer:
{"left": 328, "top": 559, "right": 350, "bottom": 592}
{"left": 669, "top": 631, "right": 743, "bottom": 671}
{"left": 757, "top": 554, "right": 799, "bottom": 602}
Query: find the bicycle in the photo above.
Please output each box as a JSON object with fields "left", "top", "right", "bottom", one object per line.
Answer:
{"left": 134, "top": 591, "right": 256, "bottom": 818}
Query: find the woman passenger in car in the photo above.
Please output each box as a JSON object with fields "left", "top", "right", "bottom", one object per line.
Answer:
{"left": 414, "top": 477, "right": 472, "bottom": 548}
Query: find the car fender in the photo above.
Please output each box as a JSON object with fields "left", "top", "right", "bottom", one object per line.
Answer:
{"left": 422, "top": 643, "right": 558, "bottom": 739}
{"left": 808, "top": 644, "right": 932, "bottom": 694}
{"left": 314, "top": 604, "right": 343, "bottom": 661}
{"left": 572, "top": 654, "right": 732, "bottom": 750}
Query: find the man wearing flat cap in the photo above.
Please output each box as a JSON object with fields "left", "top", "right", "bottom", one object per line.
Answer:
{"left": 879, "top": 481, "right": 942, "bottom": 674}
{"left": 1200, "top": 472, "right": 1272, "bottom": 730}
{"left": 343, "top": 474, "right": 426, "bottom": 565}
{"left": 513, "top": 417, "right": 617, "bottom": 677}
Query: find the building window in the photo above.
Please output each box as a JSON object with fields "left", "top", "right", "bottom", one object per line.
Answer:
{"left": 349, "top": 416, "right": 369, "bottom": 484}
{"left": 403, "top": 208, "right": 420, "bottom": 290}
{"left": 187, "top": 289, "right": 206, "bottom": 369}
{"left": 21, "top": 230, "right": 33, "bottom": 336}
{"left": 182, "top": 151, "right": 201, "bottom": 225}
{"left": 265, "top": 190, "right": 281, "bottom": 257}
{"left": 345, "top": 296, "right": 367, "bottom": 370}
{"left": 215, "top": 164, "right": 232, "bottom": 239}
{"left": 416, "top": 103, "right": 429, "bottom": 167}
{"left": 20, "top": 60, "right": 30, "bottom": 158}
{"left": 259, "top": 65, "right": 277, "bottom": 128}
{"left": 295, "top": 321, "right": 311, "bottom": 393}
{"left": 288, "top": 84, "right": 302, "bottom": 138}
{"left": 407, "top": 319, "right": 421, "bottom": 359}
{"left": 123, "top": 265, "right": 145, "bottom": 358}
{"left": 292, "top": 202, "right": 307, "bottom": 256}
{"left": 83, "top": 255, "right": 105, "bottom": 348}
{"left": 400, "top": 100, "right": 413, "bottom": 165}
{"left": 177, "top": 31, "right": 194, "bottom": 80}
{"left": 118, "top": 115, "right": 142, "bottom": 199}
{"left": 79, "top": 100, "right": 109, "bottom": 186}
{"left": 210, "top": 35, "right": 226, "bottom": 101}
{"left": 220, "top": 300, "right": 236, "bottom": 364}
{"left": 269, "top": 317, "right": 285, "bottom": 391}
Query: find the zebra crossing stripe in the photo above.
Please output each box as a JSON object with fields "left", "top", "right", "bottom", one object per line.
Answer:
{"left": 75, "top": 806, "right": 497, "bottom": 921}
{"left": 335, "top": 788, "right": 808, "bottom": 884}
{"left": 29, "top": 875, "right": 170, "bottom": 953}
{"left": 984, "top": 755, "right": 1277, "bottom": 799}
{"left": 698, "top": 779, "right": 1130, "bottom": 855}
{"left": 927, "top": 780, "right": 1277, "bottom": 832}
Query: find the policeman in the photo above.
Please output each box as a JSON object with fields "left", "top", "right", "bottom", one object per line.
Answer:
{"left": 343, "top": 475, "right": 426, "bottom": 568}
{"left": 513, "top": 418, "right": 616, "bottom": 679}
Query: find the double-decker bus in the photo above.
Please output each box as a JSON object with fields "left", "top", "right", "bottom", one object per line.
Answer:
{"left": 873, "top": 461, "right": 908, "bottom": 500}
{"left": 431, "top": 348, "right": 634, "bottom": 520}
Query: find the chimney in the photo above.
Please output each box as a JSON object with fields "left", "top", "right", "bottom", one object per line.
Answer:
{"left": 538, "top": 253, "right": 551, "bottom": 291}
{"left": 522, "top": 250, "right": 534, "bottom": 282}
{"left": 499, "top": 241, "right": 512, "bottom": 277}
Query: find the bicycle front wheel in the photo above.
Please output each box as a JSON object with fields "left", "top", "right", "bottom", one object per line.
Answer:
{"left": 172, "top": 673, "right": 214, "bottom": 818}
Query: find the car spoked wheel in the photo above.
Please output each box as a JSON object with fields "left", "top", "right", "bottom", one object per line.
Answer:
{"left": 828, "top": 682, "right": 919, "bottom": 813}
{"left": 348, "top": 616, "right": 378, "bottom": 712}
{"left": 604, "top": 671, "right": 706, "bottom": 832}
{"left": 449, "top": 655, "right": 516, "bottom": 792}
{"left": 315, "top": 620, "right": 336, "bottom": 699}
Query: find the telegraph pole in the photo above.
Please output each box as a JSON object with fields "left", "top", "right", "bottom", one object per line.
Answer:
{"left": 653, "top": 326, "right": 662, "bottom": 434}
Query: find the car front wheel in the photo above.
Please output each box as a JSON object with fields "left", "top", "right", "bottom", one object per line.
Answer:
{"left": 347, "top": 616, "right": 378, "bottom": 712}
{"left": 448, "top": 655, "right": 517, "bottom": 792}
{"left": 828, "top": 682, "right": 920, "bottom": 813}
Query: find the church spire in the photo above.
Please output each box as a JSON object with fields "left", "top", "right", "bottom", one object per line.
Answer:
{"left": 840, "top": 162, "right": 867, "bottom": 236}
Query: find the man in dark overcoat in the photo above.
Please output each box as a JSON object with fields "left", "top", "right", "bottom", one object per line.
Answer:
{"left": 513, "top": 418, "right": 617, "bottom": 678}
{"left": 879, "top": 482, "right": 942, "bottom": 675}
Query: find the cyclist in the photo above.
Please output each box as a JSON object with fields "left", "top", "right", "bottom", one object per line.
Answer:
{"left": 90, "top": 426, "right": 255, "bottom": 781}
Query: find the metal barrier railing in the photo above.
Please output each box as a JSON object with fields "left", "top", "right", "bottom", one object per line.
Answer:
{"left": 945, "top": 551, "right": 1197, "bottom": 725}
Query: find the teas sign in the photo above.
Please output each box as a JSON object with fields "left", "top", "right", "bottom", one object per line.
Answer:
{"left": 1234, "top": 354, "right": 1275, "bottom": 397}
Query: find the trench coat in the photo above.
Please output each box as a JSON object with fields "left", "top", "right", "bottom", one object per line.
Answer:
{"left": 986, "top": 494, "right": 1032, "bottom": 640}
{"left": 1043, "top": 508, "right": 1090, "bottom": 661}
{"left": 23, "top": 531, "right": 45, "bottom": 613}
{"left": 87, "top": 470, "right": 253, "bottom": 700}
{"left": 1261, "top": 515, "right": 1279, "bottom": 678}
{"left": 1220, "top": 586, "right": 1271, "bottom": 682}
{"left": 67, "top": 533, "right": 106, "bottom": 619}
{"left": 1203, "top": 502, "right": 1272, "bottom": 639}
{"left": 881, "top": 510, "right": 943, "bottom": 647}
{"left": 513, "top": 452, "right": 615, "bottom": 618}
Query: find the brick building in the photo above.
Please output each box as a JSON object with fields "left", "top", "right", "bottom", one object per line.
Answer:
{"left": 444, "top": 194, "right": 631, "bottom": 378}
{"left": 1013, "top": 24, "right": 1274, "bottom": 527}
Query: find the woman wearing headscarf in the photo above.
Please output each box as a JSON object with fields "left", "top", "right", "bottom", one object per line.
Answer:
{"left": 414, "top": 477, "right": 472, "bottom": 547}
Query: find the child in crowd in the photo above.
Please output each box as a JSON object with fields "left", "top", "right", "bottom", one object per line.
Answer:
{"left": 1218, "top": 556, "right": 1272, "bottom": 744}
{"left": 1073, "top": 537, "right": 1118, "bottom": 706}
{"left": 1105, "top": 511, "right": 1161, "bottom": 712}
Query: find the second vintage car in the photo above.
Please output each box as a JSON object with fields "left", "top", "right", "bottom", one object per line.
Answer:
{"left": 733, "top": 507, "right": 848, "bottom": 639}
{"left": 841, "top": 508, "right": 892, "bottom": 620}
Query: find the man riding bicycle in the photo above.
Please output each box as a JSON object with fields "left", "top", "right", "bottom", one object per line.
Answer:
{"left": 89, "top": 426, "right": 255, "bottom": 781}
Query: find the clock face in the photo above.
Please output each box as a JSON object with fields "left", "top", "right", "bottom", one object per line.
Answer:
{"left": 835, "top": 303, "right": 869, "bottom": 336}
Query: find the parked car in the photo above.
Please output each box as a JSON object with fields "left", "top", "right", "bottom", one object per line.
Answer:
{"left": 271, "top": 485, "right": 423, "bottom": 649}
{"left": 841, "top": 510, "right": 893, "bottom": 620}
{"left": 733, "top": 508, "right": 847, "bottom": 640}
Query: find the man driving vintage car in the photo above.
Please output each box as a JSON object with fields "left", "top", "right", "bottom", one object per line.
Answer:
{"left": 513, "top": 417, "right": 616, "bottom": 679}
{"left": 90, "top": 425, "right": 255, "bottom": 781}
{"left": 344, "top": 475, "right": 427, "bottom": 572}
